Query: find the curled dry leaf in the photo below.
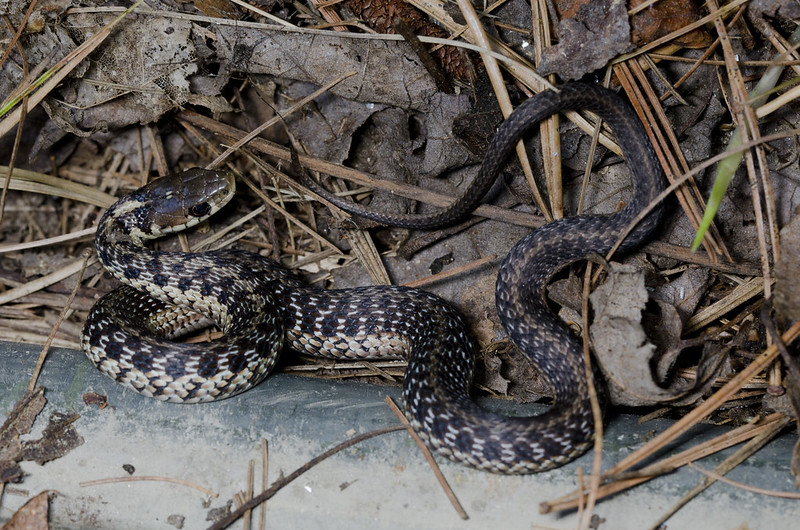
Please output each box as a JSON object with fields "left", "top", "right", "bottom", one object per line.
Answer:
{"left": 590, "top": 263, "right": 724, "bottom": 406}
{"left": 590, "top": 263, "right": 663, "bottom": 406}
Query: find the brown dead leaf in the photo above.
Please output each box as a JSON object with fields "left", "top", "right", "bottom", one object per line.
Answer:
{"left": 0, "top": 388, "right": 84, "bottom": 485}
{"left": 0, "top": 388, "right": 46, "bottom": 484}
{"left": 539, "top": 0, "right": 632, "bottom": 80}
{"left": 215, "top": 25, "right": 439, "bottom": 111}
{"left": 775, "top": 214, "right": 800, "bottom": 320}
{"left": 590, "top": 263, "right": 725, "bottom": 406}
{"left": 1, "top": 490, "right": 50, "bottom": 530}
{"left": 630, "top": 0, "right": 711, "bottom": 48}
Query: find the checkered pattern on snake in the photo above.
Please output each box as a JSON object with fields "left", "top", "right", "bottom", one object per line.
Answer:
{"left": 81, "top": 83, "right": 665, "bottom": 473}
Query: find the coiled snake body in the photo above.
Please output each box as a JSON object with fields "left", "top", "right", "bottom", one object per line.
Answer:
{"left": 82, "top": 83, "right": 664, "bottom": 473}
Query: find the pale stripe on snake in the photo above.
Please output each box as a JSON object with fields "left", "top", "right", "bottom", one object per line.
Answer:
{"left": 81, "top": 83, "right": 664, "bottom": 473}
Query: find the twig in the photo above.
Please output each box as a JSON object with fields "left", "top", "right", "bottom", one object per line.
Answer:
{"left": 259, "top": 439, "right": 268, "bottom": 530}
{"left": 208, "top": 425, "right": 406, "bottom": 530}
{"left": 649, "top": 414, "right": 792, "bottom": 529}
{"left": 27, "top": 249, "right": 92, "bottom": 390}
{"left": 383, "top": 396, "right": 469, "bottom": 520}
{"left": 79, "top": 476, "right": 219, "bottom": 498}
{"left": 686, "top": 461, "right": 800, "bottom": 499}
{"left": 578, "top": 263, "right": 602, "bottom": 530}
{"left": 543, "top": 412, "right": 789, "bottom": 513}
{"left": 402, "top": 255, "right": 495, "bottom": 289}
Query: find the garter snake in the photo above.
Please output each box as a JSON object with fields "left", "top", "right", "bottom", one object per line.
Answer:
{"left": 82, "top": 83, "right": 664, "bottom": 473}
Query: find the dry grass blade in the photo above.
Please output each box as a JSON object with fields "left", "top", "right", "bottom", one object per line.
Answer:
{"left": 706, "top": 0, "right": 774, "bottom": 297}
{"left": 685, "top": 277, "right": 771, "bottom": 333}
{"left": 453, "top": 0, "right": 549, "bottom": 219}
{"left": 686, "top": 461, "right": 800, "bottom": 499}
{"left": 0, "top": 256, "right": 98, "bottom": 306}
{"left": 0, "top": 166, "right": 116, "bottom": 207}
{"left": 0, "top": 227, "right": 96, "bottom": 254}
{"left": 649, "top": 414, "right": 792, "bottom": 529}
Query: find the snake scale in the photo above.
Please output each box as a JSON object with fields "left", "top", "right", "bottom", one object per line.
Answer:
{"left": 82, "top": 83, "right": 665, "bottom": 473}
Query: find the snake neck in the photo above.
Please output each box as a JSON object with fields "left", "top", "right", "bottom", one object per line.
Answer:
{"left": 97, "top": 209, "right": 260, "bottom": 333}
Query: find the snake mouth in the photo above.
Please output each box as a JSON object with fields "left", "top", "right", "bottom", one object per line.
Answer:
{"left": 202, "top": 168, "right": 236, "bottom": 216}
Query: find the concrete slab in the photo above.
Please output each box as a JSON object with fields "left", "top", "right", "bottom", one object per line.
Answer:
{"left": 0, "top": 341, "right": 797, "bottom": 529}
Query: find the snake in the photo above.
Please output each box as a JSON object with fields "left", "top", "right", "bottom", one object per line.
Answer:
{"left": 81, "top": 83, "right": 665, "bottom": 473}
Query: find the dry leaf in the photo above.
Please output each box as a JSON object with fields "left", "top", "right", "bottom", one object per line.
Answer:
{"left": 775, "top": 214, "right": 800, "bottom": 320}
{"left": 215, "top": 26, "right": 439, "bottom": 111}
{"left": 591, "top": 264, "right": 728, "bottom": 406}
{"left": 539, "top": 0, "right": 632, "bottom": 80}
{"left": 1, "top": 490, "right": 50, "bottom": 530}
{"left": 630, "top": 0, "right": 711, "bottom": 48}
{"left": 590, "top": 263, "right": 665, "bottom": 405}
{"left": 0, "top": 388, "right": 84, "bottom": 485}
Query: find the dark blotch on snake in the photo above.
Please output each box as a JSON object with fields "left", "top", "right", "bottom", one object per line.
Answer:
{"left": 177, "top": 277, "right": 193, "bottom": 292}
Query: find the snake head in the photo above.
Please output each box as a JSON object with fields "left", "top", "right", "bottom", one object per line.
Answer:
{"left": 103, "top": 168, "right": 236, "bottom": 246}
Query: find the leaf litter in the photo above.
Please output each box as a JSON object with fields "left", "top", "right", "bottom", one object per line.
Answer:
{"left": 0, "top": 0, "right": 799, "bottom": 527}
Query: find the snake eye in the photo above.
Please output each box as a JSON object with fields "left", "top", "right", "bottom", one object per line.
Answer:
{"left": 188, "top": 202, "right": 211, "bottom": 217}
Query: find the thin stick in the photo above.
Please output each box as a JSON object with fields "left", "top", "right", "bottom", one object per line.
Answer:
{"left": 28, "top": 249, "right": 91, "bottom": 391}
{"left": 543, "top": 413, "right": 788, "bottom": 513}
{"left": 649, "top": 414, "right": 791, "bottom": 529}
{"left": 686, "top": 462, "right": 800, "bottom": 499}
{"left": 79, "top": 476, "right": 218, "bottom": 498}
{"left": 578, "top": 263, "right": 602, "bottom": 530}
{"left": 402, "top": 255, "right": 495, "bottom": 289}
{"left": 259, "top": 439, "right": 268, "bottom": 530}
{"left": 384, "top": 397, "right": 469, "bottom": 520}
{"left": 208, "top": 426, "right": 406, "bottom": 530}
